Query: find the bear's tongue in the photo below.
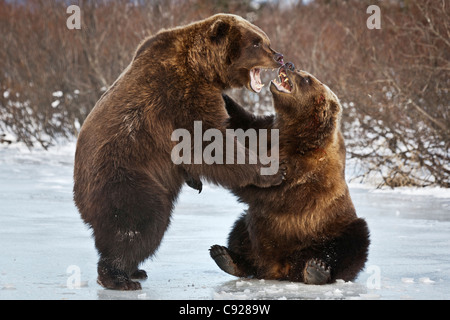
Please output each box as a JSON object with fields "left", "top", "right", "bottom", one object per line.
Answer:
{"left": 250, "top": 68, "right": 264, "bottom": 93}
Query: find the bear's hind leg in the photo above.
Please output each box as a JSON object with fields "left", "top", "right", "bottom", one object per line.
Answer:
{"left": 290, "top": 218, "right": 370, "bottom": 284}
{"left": 210, "top": 245, "right": 247, "bottom": 277}
{"left": 210, "top": 213, "right": 257, "bottom": 278}
{"left": 93, "top": 174, "right": 175, "bottom": 290}
{"left": 328, "top": 218, "right": 370, "bottom": 282}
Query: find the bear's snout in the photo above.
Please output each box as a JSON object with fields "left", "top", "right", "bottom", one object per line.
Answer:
{"left": 274, "top": 53, "right": 284, "bottom": 65}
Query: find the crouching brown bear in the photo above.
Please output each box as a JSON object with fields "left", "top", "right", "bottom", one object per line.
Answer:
{"left": 73, "top": 14, "right": 286, "bottom": 291}
{"left": 210, "top": 64, "right": 370, "bottom": 284}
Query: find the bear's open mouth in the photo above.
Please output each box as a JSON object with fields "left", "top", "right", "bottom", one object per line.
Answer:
{"left": 271, "top": 66, "right": 292, "bottom": 93}
{"left": 250, "top": 68, "right": 264, "bottom": 93}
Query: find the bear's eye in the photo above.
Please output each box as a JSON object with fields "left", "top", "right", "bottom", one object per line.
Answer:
{"left": 304, "top": 77, "right": 311, "bottom": 85}
{"left": 253, "top": 41, "right": 261, "bottom": 48}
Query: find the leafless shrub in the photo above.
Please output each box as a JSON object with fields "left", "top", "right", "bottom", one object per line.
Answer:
{"left": 0, "top": 0, "right": 448, "bottom": 186}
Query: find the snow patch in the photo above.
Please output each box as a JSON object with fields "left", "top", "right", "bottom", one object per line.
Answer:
{"left": 1, "top": 284, "right": 16, "bottom": 290}
{"left": 418, "top": 277, "right": 435, "bottom": 284}
{"left": 401, "top": 278, "right": 415, "bottom": 283}
{"left": 51, "top": 100, "right": 60, "bottom": 108}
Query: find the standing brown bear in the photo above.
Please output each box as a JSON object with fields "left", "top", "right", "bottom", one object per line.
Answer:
{"left": 73, "top": 14, "right": 285, "bottom": 290}
{"left": 210, "top": 64, "right": 370, "bottom": 284}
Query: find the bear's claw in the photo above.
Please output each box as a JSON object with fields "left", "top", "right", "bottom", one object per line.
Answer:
{"left": 304, "top": 258, "right": 331, "bottom": 285}
{"left": 185, "top": 177, "right": 203, "bottom": 193}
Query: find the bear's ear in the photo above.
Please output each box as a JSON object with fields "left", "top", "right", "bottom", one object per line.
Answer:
{"left": 209, "top": 19, "right": 231, "bottom": 43}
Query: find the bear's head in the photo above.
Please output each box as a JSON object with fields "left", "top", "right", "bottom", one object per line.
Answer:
{"left": 205, "top": 14, "right": 284, "bottom": 93}
{"left": 270, "top": 63, "right": 342, "bottom": 148}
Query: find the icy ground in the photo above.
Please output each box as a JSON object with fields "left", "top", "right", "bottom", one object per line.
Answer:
{"left": 0, "top": 143, "right": 449, "bottom": 300}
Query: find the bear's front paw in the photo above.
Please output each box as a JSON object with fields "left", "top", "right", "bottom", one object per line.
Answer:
{"left": 303, "top": 258, "right": 331, "bottom": 285}
{"left": 185, "top": 177, "right": 203, "bottom": 193}
{"left": 254, "top": 161, "right": 287, "bottom": 188}
{"left": 97, "top": 275, "right": 142, "bottom": 291}
{"left": 130, "top": 269, "right": 148, "bottom": 280}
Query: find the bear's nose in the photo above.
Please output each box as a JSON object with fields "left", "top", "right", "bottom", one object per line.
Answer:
{"left": 285, "top": 62, "right": 295, "bottom": 71}
{"left": 274, "top": 53, "right": 284, "bottom": 64}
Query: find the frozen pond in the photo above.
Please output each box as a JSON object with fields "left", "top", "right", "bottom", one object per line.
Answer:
{"left": 0, "top": 144, "right": 449, "bottom": 300}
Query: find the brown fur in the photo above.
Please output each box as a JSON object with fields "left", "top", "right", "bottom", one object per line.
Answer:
{"left": 73, "top": 14, "right": 285, "bottom": 290}
{"left": 210, "top": 69, "right": 370, "bottom": 283}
